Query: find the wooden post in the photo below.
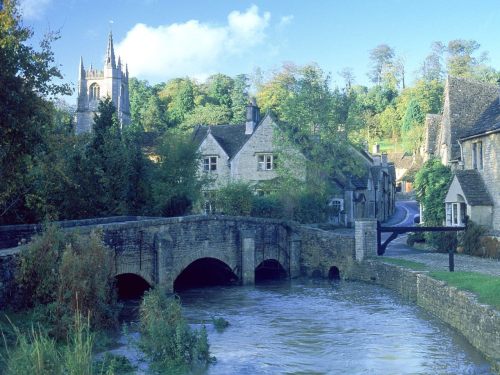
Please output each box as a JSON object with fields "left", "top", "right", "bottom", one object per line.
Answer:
{"left": 448, "top": 246, "right": 454, "bottom": 272}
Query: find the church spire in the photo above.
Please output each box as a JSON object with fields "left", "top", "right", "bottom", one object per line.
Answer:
{"left": 105, "top": 31, "right": 116, "bottom": 68}
{"left": 78, "top": 56, "right": 85, "bottom": 79}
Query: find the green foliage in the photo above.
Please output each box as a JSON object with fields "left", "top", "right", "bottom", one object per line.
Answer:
{"left": 0, "top": 0, "right": 71, "bottom": 224}
{"left": 414, "top": 158, "right": 452, "bottom": 226}
{"left": 429, "top": 271, "right": 500, "bottom": 310}
{"left": 2, "top": 311, "right": 94, "bottom": 375}
{"left": 211, "top": 317, "right": 229, "bottom": 333}
{"left": 16, "top": 225, "right": 68, "bottom": 306}
{"left": 251, "top": 195, "right": 283, "bottom": 219}
{"left": 459, "top": 221, "right": 487, "bottom": 256}
{"left": 380, "top": 258, "right": 428, "bottom": 271}
{"left": 94, "top": 353, "right": 136, "bottom": 374}
{"left": 56, "top": 230, "right": 118, "bottom": 335}
{"left": 15, "top": 226, "right": 118, "bottom": 338}
{"left": 401, "top": 99, "right": 424, "bottom": 134}
{"left": 139, "top": 289, "right": 211, "bottom": 372}
{"left": 425, "top": 231, "right": 458, "bottom": 253}
{"left": 215, "top": 182, "right": 254, "bottom": 216}
{"left": 151, "top": 130, "right": 204, "bottom": 216}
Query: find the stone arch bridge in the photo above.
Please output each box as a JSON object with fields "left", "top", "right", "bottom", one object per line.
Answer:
{"left": 0, "top": 216, "right": 374, "bottom": 294}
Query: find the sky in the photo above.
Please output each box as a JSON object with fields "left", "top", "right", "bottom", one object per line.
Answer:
{"left": 18, "top": 0, "right": 500, "bottom": 102}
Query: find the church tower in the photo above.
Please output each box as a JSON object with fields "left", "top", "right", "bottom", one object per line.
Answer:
{"left": 75, "top": 32, "right": 131, "bottom": 133}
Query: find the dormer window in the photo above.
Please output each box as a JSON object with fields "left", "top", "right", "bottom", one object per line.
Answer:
{"left": 257, "top": 154, "right": 277, "bottom": 171}
{"left": 203, "top": 156, "right": 217, "bottom": 171}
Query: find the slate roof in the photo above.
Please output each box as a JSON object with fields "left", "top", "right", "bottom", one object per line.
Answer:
{"left": 463, "top": 98, "right": 500, "bottom": 139}
{"left": 192, "top": 123, "right": 252, "bottom": 159}
{"left": 423, "top": 114, "right": 441, "bottom": 157}
{"left": 446, "top": 77, "right": 498, "bottom": 160}
{"left": 455, "top": 170, "right": 493, "bottom": 206}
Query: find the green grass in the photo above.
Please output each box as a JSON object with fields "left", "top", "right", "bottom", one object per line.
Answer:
{"left": 429, "top": 271, "right": 500, "bottom": 310}
{"left": 380, "top": 257, "right": 428, "bottom": 271}
{"left": 374, "top": 140, "right": 405, "bottom": 153}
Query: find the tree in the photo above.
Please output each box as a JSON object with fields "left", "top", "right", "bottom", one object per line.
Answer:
{"left": 419, "top": 42, "right": 445, "bottom": 82}
{"left": 446, "top": 39, "right": 482, "bottom": 78}
{"left": 414, "top": 158, "right": 452, "bottom": 225}
{"left": 230, "top": 74, "right": 250, "bottom": 123}
{"left": 0, "top": 0, "right": 71, "bottom": 223}
{"left": 368, "top": 44, "right": 395, "bottom": 85}
{"left": 151, "top": 131, "right": 205, "bottom": 216}
{"left": 159, "top": 78, "right": 196, "bottom": 126}
{"left": 338, "top": 67, "right": 355, "bottom": 91}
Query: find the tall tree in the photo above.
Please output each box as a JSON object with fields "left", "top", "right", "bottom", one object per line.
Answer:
{"left": 230, "top": 74, "right": 250, "bottom": 123}
{"left": 419, "top": 42, "right": 445, "bottom": 82}
{"left": 0, "top": 0, "right": 71, "bottom": 223}
{"left": 368, "top": 44, "right": 395, "bottom": 85}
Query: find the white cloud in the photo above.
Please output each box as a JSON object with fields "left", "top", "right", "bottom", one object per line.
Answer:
{"left": 278, "top": 15, "right": 294, "bottom": 28}
{"left": 19, "top": 0, "right": 52, "bottom": 20}
{"left": 116, "top": 5, "right": 272, "bottom": 81}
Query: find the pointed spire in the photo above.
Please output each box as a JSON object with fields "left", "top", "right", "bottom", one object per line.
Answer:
{"left": 105, "top": 31, "right": 116, "bottom": 68}
{"left": 78, "top": 56, "right": 85, "bottom": 79}
{"left": 117, "top": 56, "right": 122, "bottom": 68}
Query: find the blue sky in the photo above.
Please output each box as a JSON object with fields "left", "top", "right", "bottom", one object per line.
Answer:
{"left": 19, "top": 0, "right": 500, "bottom": 100}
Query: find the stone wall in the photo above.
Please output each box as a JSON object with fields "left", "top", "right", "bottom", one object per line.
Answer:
{"left": 298, "top": 226, "right": 355, "bottom": 278}
{"left": 198, "top": 133, "right": 231, "bottom": 189}
{"left": 0, "top": 251, "right": 19, "bottom": 308}
{"left": 345, "top": 260, "right": 500, "bottom": 371}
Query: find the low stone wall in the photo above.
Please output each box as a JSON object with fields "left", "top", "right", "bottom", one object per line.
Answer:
{"left": 346, "top": 260, "right": 500, "bottom": 372}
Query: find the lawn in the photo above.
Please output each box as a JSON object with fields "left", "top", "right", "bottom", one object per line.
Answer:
{"left": 429, "top": 271, "right": 500, "bottom": 310}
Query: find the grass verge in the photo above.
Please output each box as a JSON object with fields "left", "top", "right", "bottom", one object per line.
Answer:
{"left": 429, "top": 271, "right": 500, "bottom": 310}
{"left": 380, "top": 257, "right": 428, "bottom": 271}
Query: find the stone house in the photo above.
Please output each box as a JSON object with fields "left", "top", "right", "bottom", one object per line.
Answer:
{"left": 424, "top": 77, "right": 499, "bottom": 233}
{"left": 193, "top": 102, "right": 396, "bottom": 225}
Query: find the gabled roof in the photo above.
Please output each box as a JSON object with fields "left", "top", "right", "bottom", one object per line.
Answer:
{"left": 445, "top": 77, "right": 498, "bottom": 160}
{"left": 463, "top": 98, "right": 500, "bottom": 139}
{"left": 193, "top": 123, "right": 252, "bottom": 159}
{"left": 423, "top": 114, "right": 441, "bottom": 157}
{"left": 454, "top": 170, "right": 493, "bottom": 206}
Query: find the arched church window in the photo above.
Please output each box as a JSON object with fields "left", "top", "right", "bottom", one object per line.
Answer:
{"left": 89, "top": 83, "right": 100, "bottom": 101}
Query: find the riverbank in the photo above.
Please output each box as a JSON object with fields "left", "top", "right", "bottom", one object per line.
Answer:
{"left": 345, "top": 257, "right": 500, "bottom": 373}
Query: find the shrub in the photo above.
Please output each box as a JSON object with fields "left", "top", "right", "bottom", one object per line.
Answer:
{"left": 211, "top": 316, "right": 229, "bottom": 332}
{"left": 459, "top": 221, "right": 487, "bottom": 256}
{"left": 16, "top": 225, "right": 68, "bottom": 307}
{"left": 251, "top": 195, "right": 283, "bottom": 219}
{"left": 425, "top": 231, "right": 458, "bottom": 253}
{"left": 56, "top": 230, "right": 118, "bottom": 336}
{"left": 215, "top": 182, "right": 253, "bottom": 216}
{"left": 293, "top": 191, "right": 327, "bottom": 224}
{"left": 139, "top": 289, "right": 211, "bottom": 372}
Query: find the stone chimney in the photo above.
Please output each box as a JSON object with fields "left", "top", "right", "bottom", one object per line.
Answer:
{"left": 245, "top": 98, "right": 260, "bottom": 135}
{"left": 373, "top": 155, "right": 381, "bottom": 166}
{"left": 372, "top": 144, "right": 380, "bottom": 154}
{"left": 381, "top": 152, "right": 388, "bottom": 166}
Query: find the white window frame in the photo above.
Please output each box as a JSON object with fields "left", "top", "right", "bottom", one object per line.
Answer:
{"left": 203, "top": 156, "right": 217, "bottom": 172}
{"left": 257, "top": 154, "right": 277, "bottom": 171}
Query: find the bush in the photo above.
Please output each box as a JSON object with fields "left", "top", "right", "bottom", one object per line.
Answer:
{"left": 293, "top": 191, "right": 327, "bottom": 224}
{"left": 215, "top": 182, "right": 253, "bottom": 216}
{"left": 56, "top": 230, "right": 118, "bottom": 335}
{"left": 425, "top": 231, "right": 458, "bottom": 253}
{"left": 459, "top": 221, "right": 487, "bottom": 256}
{"left": 139, "top": 289, "right": 211, "bottom": 373}
{"left": 251, "top": 195, "right": 283, "bottom": 219}
{"left": 16, "top": 225, "right": 68, "bottom": 307}
{"left": 406, "top": 232, "right": 425, "bottom": 246}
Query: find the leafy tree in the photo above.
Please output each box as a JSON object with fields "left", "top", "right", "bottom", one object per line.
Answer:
{"left": 256, "top": 63, "right": 296, "bottom": 113}
{"left": 401, "top": 98, "right": 424, "bottom": 134}
{"left": 230, "top": 74, "right": 250, "bottom": 123}
{"left": 414, "top": 158, "right": 452, "bottom": 225}
{"left": 446, "top": 39, "right": 482, "bottom": 78}
{"left": 151, "top": 131, "right": 204, "bottom": 216}
{"left": 368, "top": 44, "right": 395, "bottom": 85}
{"left": 0, "top": 0, "right": 71, "bottom": 223}
{"left": 205, "top": 73, "right": 234, "bottom": 108}
{"left": 419, "top": 42, "right": 445, "bottom": 82}
{"left": 180, "top": 103, "right": 232, "bottom": 130}
{"left": 159, "top": 78, "right": 197, "bottom": 126}
{"left": 338, "top": 67, "right": 355, "bottom": 91}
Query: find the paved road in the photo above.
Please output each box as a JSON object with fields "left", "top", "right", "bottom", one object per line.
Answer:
{"left": 382, "top": 200, "right": 500, "bottom": 276}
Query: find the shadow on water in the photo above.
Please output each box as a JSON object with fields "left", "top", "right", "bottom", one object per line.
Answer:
{"left": 255, "top": 259, "right": 287, "bottom": 283}
{"left": 115, "top": 273, "right": 151, "bottom": 322}
{"left": 174, "top": 257, "right": 239, "bottom": 292}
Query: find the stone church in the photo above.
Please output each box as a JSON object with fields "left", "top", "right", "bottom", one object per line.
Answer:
{"left": 75, "top": 32, "right": 131, "bottom": 133}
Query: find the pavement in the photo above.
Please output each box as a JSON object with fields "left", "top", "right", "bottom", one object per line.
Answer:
{"left": 382, "top": 200, "right": 500, "bottom": 276}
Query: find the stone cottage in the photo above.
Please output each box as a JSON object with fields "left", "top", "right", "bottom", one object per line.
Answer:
{"left": 193, "top": 101, "right": 396, "bottom": 226}
{"left": 424, "top": 77, "right": 499, "bottom": 233}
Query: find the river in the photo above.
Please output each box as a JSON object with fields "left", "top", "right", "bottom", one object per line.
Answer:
{"left": 176, "top": 279, "right": 492, "bottom": 375}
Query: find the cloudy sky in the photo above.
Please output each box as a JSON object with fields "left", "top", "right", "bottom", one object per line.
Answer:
{"left": 18, "top": 0, "right": 500, "bottom": 100}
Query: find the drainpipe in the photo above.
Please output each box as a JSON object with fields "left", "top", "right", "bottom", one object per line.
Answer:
{"left": 457, "top": 140, "right": 465, "bottom": 170}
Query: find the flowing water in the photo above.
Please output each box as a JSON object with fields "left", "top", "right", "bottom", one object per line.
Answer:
{"left": 176, "top": 279, "right": 492, "bottom": 375}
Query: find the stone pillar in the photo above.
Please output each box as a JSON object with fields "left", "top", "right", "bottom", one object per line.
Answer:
{"left": 355, "top": 219, "right": 378, "bottom": 261}
{"left": 289, "top": 232, "right": 301, "bottom": 278}
{"left": 156, "top": 236, "right": 173, "bottom": 293}
{"left": 240, "top": 230, "right": 255, "bottom": 285}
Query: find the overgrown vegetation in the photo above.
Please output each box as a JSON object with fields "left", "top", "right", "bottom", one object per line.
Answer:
{"left": 429, "top": 271, "right": 500, "bottom": 310}
{"left": 458, "top": 221, "right": 487, "bottom": 256}
{"left": 139, "top": 289, "right": 212, "bottom": 373}
{"left": 211, "top": 317, "right": 230, "bottom": 333}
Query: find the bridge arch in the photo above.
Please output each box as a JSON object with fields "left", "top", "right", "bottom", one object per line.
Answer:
{"left": 115, "top": 273, "right": 151, "bottom": 299}
{"left": 173, "top": 257, "right": 238, "bottom": 292}
{"left": 255, "top": 258, "right": 287, "bottom": 282}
